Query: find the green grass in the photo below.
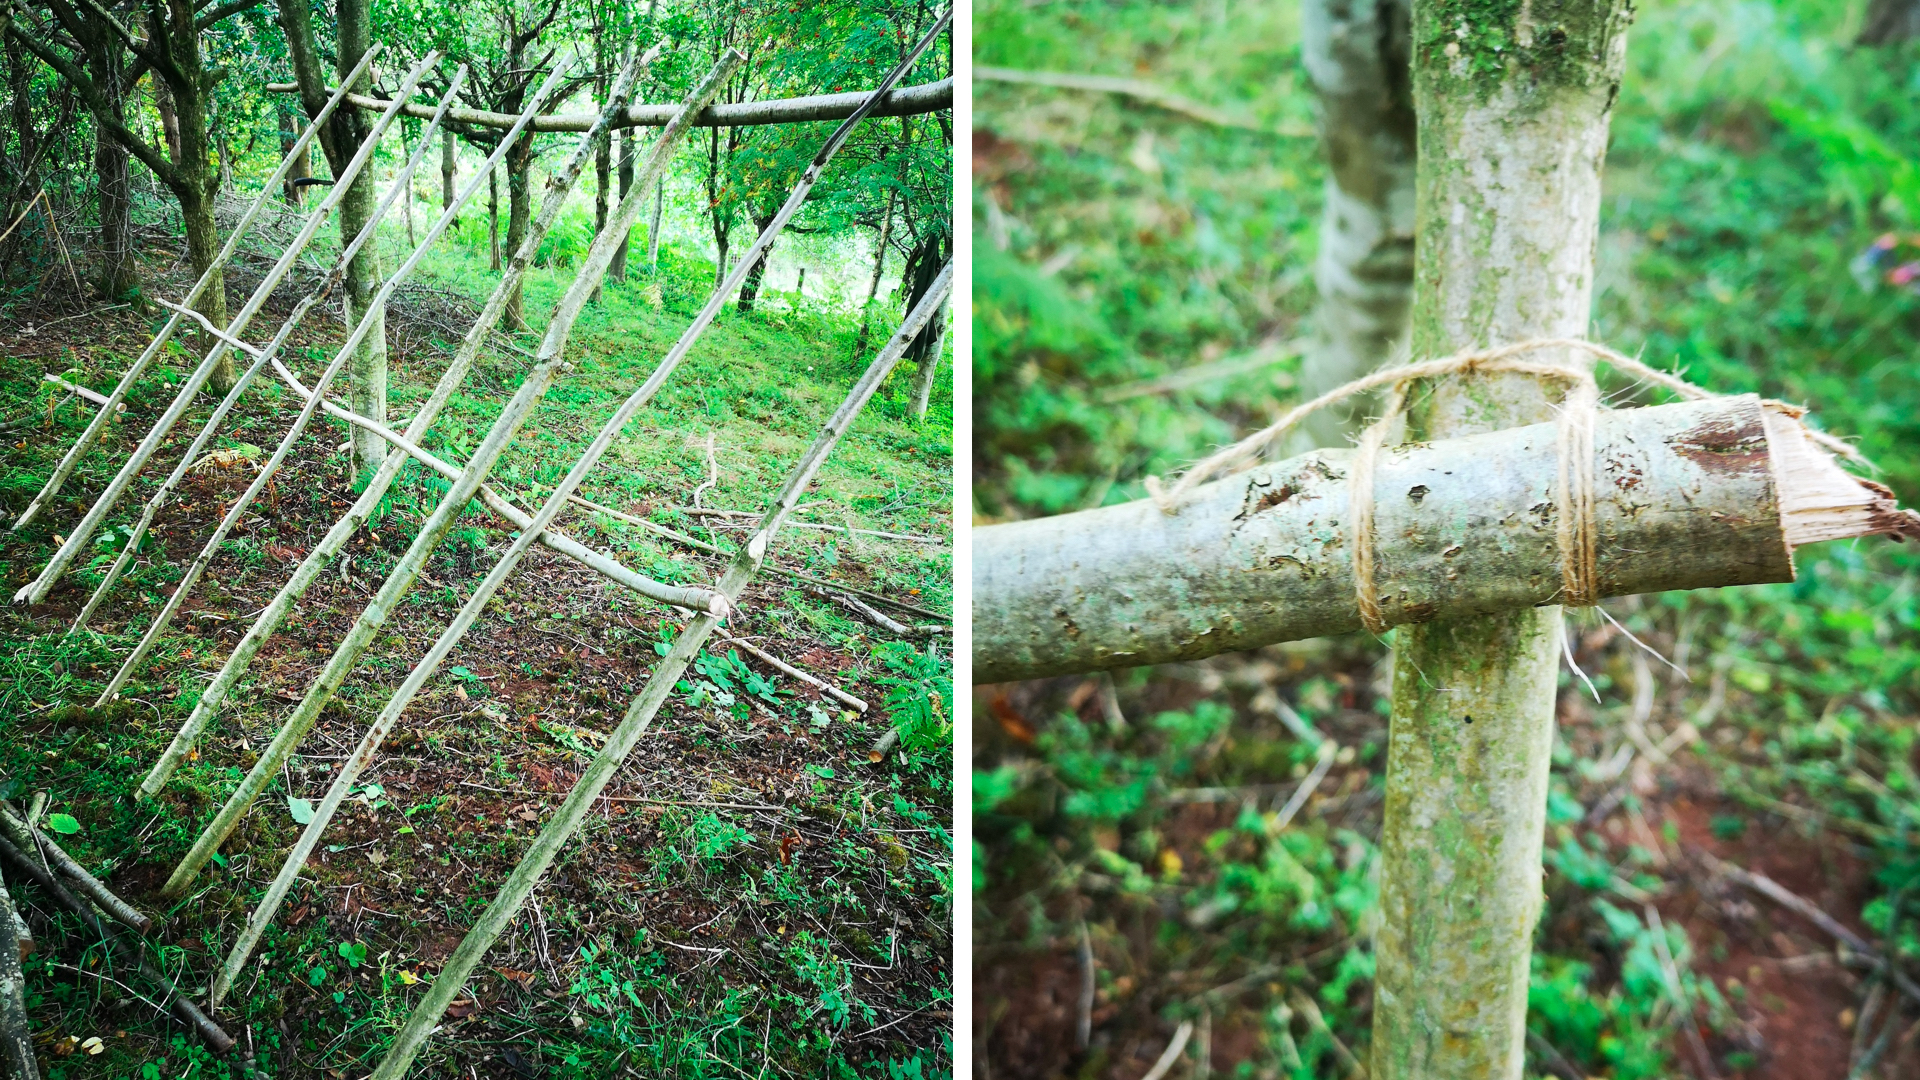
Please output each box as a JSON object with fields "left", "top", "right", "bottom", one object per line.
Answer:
{"left": 974, "top": 0, "right": 1920, "bottom": 1077}
{"left": 0, "top": 177, "right": 952, "bottom": 1079}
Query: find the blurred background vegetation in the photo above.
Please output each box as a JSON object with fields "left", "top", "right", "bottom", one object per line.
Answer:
{"left": 972, "top": 1, "right": 1920, "bottom": 1077}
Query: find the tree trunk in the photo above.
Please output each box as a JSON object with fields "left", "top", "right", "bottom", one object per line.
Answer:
{"left": 1295, "top": 0, "right": 1416, "bottom": 450}
{"left": 399, "top": 124, "right": 416, "bottom": 249}
{"left": 441, "top": 125, "right": 455, "bottom": 210}
{"left": 504, "top": 132, "right": 532, "bottom": 328}
{"left": 910, "top": 299, "right": 946, "bottom": 418}
{"left": 153, "top": 77, "right": 183, "bottom": 165}
{"left": 1859, "top": 0, "right": 1920, "bottom": 44}
{"left": 646, "top": 177, "right": 663, "bottom": 268}
{"left": 161, "top": 0, "right": 231, "bottom": 390}
{"left": 609, "top": 126, "right": 633, "bottom": 280}
{"left": 1370, "top": 5, "right": 1632, "bottom": 1078}
{"left": 488, "top": 162, "right": 501, "bottom": 269}
{"left": 332, "top": 0, "right": 387, "bottom": 479}
{"left": 707, "top": 126, "right": 729, "bottom": 285}
{"left": 592, "top": 72, "right": 611, "bottom": 301}
{"left": 278, "top": 101, "right": 309, "bottom": 206}
{"left": 734, "top": 212, "right": 775, "bottom": 311}
{"left": 900, "top": 229, "right": 948, "bottom": 374}
{"left": 854, "top": 188, "right": 895, "bottom": 354}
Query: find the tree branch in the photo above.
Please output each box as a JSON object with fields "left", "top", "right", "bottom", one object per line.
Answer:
{"left": 193, "top": 0, "right": 260, "bottom": 30}
{"left": 3, "top": 18, "right": 180, "bottom": 187}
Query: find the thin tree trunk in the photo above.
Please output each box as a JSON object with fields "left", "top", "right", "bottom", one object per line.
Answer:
{"left": 441, "top": 125, "right": 455, "bottom": 210}
{"left": 400, "top": 124, "right": 416, "bottom": 249}
{"left": 504, "top": 132, "right": 533, "bottom": 328}
{"left": 277, "top": 101, "right": 309, "bottom": 206}
{"left": 734, "top": 212, "right": 775, "bottom": 311}
{"left": 1371, "top": 6, "right": 1633, "bottom": 1077}
{"left": 0, "top": 876, "right": 35, "bottom": 1080}
{"left": 591, "top": 74, "right": 611, "bottom": 302}
{"left": 160, "top": 0, "right": 231, "bottom": 390}
{"left": 854, "top": 188, "right": 895, "bottom": 354}
{"left": 96, "top": 52, "right": 136, "bottom": 300}
{"left": 1294, "top": 0, "right": 1416, "bottom": 450}
{"left": 911, "top": 300, "right": 946, "bottom": 418}
{"left": 332, "top": 0, "right": 387, "bottom": 480}
{"left": 609, "top": 126, "right": 633, "bottom": 279}
{"left": 646, "top": 176, "right": 663, "bottom": 268}
{"left": 1859, "top": 0, "right": 1920, "bottom": 43}
{"left": 488, "top": 161, "right": 501, "bottom": 269}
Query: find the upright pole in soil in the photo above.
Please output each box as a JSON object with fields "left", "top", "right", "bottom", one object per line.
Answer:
{"left": 157, "top": 55, "right": 734, "bottom": 895}
{"left": 369, "top": 257, "right": 953, "bottom": 1080}
{"left": 87, "top": 71, "right": 470, "bottom": 698}
{"left": 1370, "top": 4, "right": 1632, "bottom": 1077}
{"left": 130, "top": 56, "right": 624, "bottom": 801}
{"left": 7, "top": 46, "right": 383, "bottom": 534}
{"left": 12, "top": 51, "right": 439, "bottom": 605}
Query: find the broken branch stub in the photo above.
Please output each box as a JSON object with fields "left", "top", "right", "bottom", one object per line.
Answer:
{"left": 973, "top": 395, "right": 1917, "bottom": 683}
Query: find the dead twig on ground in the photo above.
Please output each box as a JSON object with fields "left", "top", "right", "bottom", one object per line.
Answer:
{"left": 713, "top": 629, "right": 868, "bottom": 714}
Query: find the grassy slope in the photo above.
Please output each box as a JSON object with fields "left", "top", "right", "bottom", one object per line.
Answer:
{"left": 974, "top": 1, "right": 1920, "bottom": 1078}
{"left": 0, "top": 202, "right": 953, "bottom": 1079}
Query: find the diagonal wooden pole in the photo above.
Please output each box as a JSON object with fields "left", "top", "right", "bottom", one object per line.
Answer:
{"left": 1371, "top": 4, "right": 1634, "bottom": 1077}
{"left": 369, "top": 255, "right": 952, "bottom": 1080}
{"left": 87, "top": 72, "right": 470, "bottom": 701}
{"left": 13, "top": 50, "right": 439, "bottom": 605}
{"left": 8, "top": 46, "right": 383, "bottom": 534}
{"left": 131, "top": 49, "right": 643, "bottom": 801}
{"left": 71, "top": 71, "right": 468, "bottom": 641}
{"left": 157, "top": 53, "right": 737, "bottom": 897}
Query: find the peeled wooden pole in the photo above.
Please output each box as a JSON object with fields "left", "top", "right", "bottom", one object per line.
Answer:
{"left": 368, "top": 255, "right": 953, "bottom": 1080}
{"left": 8, "top": 46, "right": 381, "bottom": 534}
{"left": 73, "top": 72, "right": 467, "bottom": 643}
{"left": 159, "top": 55, "right": 732, "bottom": 897}
{"left": 266, "top": 77, "right": 954, "bottom": 133}
{"left": 13, "top": 51, "right": 438, "bottom": 605}
{"left": 0, "top": 875, "right": 32, "bottom": 1080}
{"left": 1374, "top": 7, "right": 1630, "bottom": 1076}
{"left": 974, "top": 395, "right": 1915, "bottom": 682}
{"left": 133, "top": 56, "right": 610, "bottom": 801}
{"left": 90, "top": 74, "right": 470, "bottom": 702}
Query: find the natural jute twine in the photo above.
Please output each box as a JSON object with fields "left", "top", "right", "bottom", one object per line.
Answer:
{"left": 1142, "top": 337, "right": 1867, "bottom": 635}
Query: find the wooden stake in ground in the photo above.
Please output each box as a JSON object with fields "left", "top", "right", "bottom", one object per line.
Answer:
{"left": 12, "top": 51, "right": 439, "bottom": 606}
{"left": 132, "top": 53, "right": 640, "bottom": 802}
{"left": 159, "top": 54, "right": 734, "bottom": 897}
{"left": 7, "top": 46, "right": 380, "bottom": 534}
{"left": 368, "top": 252, "right": 955, "bottom": 1080}
{"left": 1371, "top": 7, "right": 1632, "bottom": 1077}
{"left": 89, "top": 73, "right": 470, "bottom": 701}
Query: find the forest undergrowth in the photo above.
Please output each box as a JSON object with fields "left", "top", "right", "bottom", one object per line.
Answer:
{"left": 0, "top": 194, "right": 954, "bottom": 1079}
{"left": 973, "top": 1, "right": 1920, "bottom": 1078}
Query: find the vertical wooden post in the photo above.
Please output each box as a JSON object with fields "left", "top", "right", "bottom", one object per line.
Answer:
{"left": 1371, "top": 2, "right": 1633, "bottom": 1077}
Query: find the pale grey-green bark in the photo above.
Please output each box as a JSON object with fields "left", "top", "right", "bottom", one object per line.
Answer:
{"left": 0, "top": 875, "right": 32, "bottom": 1080}
{"left": 1296, "top": 0, "right": 1415, "bottom": 449}
{"left": 969, "top": 396, "right": 1867, "bottom": 682}
{"left": 7, "top": 48, "right": 378, "bottom": 535}
{"left": 1372, "top": 4, "right": 1634, "bottom": 1077}
{"left": 157, "top": 57, "right": 734, "bottom": 897}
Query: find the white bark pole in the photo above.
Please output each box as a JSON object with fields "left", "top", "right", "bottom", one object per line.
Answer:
{"left": 368, "top": 256, "right": 953, "bottom": 1080}
{"left": 267, "top": 77, "right": 955, "bottom": 133}
{"left": 132, "top": 58, "right": 626, "bottom": 802}
{"left": 0, "top": 875, "right": 32, "bottom": 1080}
{"left": 1295, "top": 0, "right": 1416, "bottom": 449}
{"left": 972, "top": 396, "right": 1914, "bottom": 681}
{"left": 1372, "top": 7, "right": 1633, "bottom": 1076}
{"left": 89, "top": 73, "right": 470, "bottom": 702}
{"left": 158, "top": 55, "right": 735, "bottom": 898}
{"left": 9, "top": 46, "right": 383, "bottom": 533}
{"left": 12, "top": 51, "right": 440, "bottom": 605}
{"left": 910, "top": 299, "right": 949, "bottom": 418}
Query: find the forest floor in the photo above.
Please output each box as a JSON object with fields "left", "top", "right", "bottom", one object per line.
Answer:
{"left": 0, "top": 213, "right": 954, "bottom": 1079}
{"left": 972, "top": 1, "right": 1920, "bottom": 1078}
